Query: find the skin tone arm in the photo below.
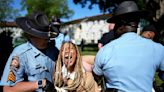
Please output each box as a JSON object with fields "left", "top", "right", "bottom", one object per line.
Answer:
{"left": 82, "top": 55, "right": 95, "bottom": 72}
{"left": 3, "top": 80, "right": 46, "bottom": 92}
{"left": 3, "top": 81, "right": 38, "bottom": 92}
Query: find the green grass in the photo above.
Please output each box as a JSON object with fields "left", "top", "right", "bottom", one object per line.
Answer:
{"left": 82, "top": 51, "right": 97, "bottom": 55}
{"left": 78, "top": 44, "right": 98, "bottom": 55}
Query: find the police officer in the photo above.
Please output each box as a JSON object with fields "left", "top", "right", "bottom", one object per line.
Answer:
{"left": 93, "top": 1, "right": 164, "bottom": 92}
{"left": 141, "top": 24, "right": 158, "bottom": 41}
{"left": 51, "top": 16, "right": 71, "bottom": 50}
{"left": 98, "top": 23, "right": 115, "bottom": 49}
{"left": 0, "top": 11, "right": 59, "bottom": 92}
{"left": 51, "top": 16, "right": 64, "bottom": 50}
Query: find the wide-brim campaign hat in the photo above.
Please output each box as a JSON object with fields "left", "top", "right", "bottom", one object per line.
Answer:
{"left": 16, "top": 11, "right": 59, "bottom": 39}
{"left": 107, "top": 1, "right": 150, "bottom": 23}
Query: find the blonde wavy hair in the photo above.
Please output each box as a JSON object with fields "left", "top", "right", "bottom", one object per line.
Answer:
{"left": 53, "top": 41, "right": 84, "bottom": 91}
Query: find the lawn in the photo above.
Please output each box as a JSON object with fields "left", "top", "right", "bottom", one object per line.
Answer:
{"left": 80, "top": 44, "right": 98, "bottom": 55}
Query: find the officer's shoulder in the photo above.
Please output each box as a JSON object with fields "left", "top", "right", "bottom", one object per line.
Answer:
{"left": 145, "top": 39, "right": 163, "bottom": 47}
{"left": 152, "top": 41, "right": 164, "bottom": 49}
{"left": 12, "top": 42, "right": 31, "bottom": 55}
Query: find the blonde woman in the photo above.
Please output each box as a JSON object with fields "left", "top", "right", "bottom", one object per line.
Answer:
{"left": 53, "top": 41, "right": 100, "bottom": 92}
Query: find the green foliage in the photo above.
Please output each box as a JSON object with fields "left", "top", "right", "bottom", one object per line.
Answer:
{"left": 73, "top": 0, "right": 146, "bottom": 13}
{"left": 21, "top": 0, "right": 74, "bottom": 19}
{"left": 0, "top": 0, "right": 19, "bottom": 21}
{"left": 136, "top": 0, "right": 146, "bottom": 10}
{"left": 73, "top": 0, "right": 118, "bottom": 13}
{"left": 12, "top": 36, "right": 27, "bottom": 47}
{"left": 154, "top": 73, "right": 163, "bottom": 86}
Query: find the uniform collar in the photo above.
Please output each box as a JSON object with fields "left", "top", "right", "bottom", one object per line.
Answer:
{"left": 120, "top": 32, "right": 139, "bottom": 39}
{"left": 27, "top": 42, "right": 45, "bottom": 57}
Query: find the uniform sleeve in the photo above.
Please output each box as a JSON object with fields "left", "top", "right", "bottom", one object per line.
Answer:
{"left": 93, "top": 50, "right": 104, "bottom": 76}
{"left": 0, "top": 54, "right": 13, "bottom": 86}
{"left": 93, "top": 44, "right": 114, "bottom": 76}
{"left": 0, "top": 52, "right": 25, "bottom": 86}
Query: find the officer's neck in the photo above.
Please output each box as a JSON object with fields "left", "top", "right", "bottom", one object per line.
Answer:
{"left": 30, "top": 37, "right": 48, "bottom": 49}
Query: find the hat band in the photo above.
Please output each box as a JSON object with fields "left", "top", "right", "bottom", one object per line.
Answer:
{"left": 25, "top": 21, "right": 49, "bottom": 38}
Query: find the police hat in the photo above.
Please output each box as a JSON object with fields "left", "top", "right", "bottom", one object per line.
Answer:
{"left": 16, "top": 11, "right": 59, "bottom": 39}
{"left": 142, "top": 25, "right": 157, "bottom": 34}
{"left": 107, "top": 1, "right": 150, "bottom": 23}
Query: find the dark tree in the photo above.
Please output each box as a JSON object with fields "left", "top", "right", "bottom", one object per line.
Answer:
{"left": 0, "top": 0, "right": 19, "bottom": 21}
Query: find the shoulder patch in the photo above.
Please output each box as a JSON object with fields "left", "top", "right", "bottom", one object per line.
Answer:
{"left": 7, "top": 71, "right": 16, "bottom": 83}
{"left": 12, "top": 42, "right": 31, "bottom": 55}
{"left": 10, "top": 56, "right": 20, "bottom": 70}
{"left": 7, "top": 56, "right": 20, "bottom": 83}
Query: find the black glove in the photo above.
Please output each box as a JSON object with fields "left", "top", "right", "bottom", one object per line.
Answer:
{"left": 43, "top": 79, "right": 56, "bottom": 92}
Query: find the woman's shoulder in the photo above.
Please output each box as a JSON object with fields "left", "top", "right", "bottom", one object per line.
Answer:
{"left": 82, "top": 55, "right": 95, "bottom": 72}
{"left": 82, "top": 55, "right": 95, "bottom": 65}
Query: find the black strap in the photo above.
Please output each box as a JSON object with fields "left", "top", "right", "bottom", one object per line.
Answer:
{"left": 106, "top": 88, "right": 118, "bottom": 92}
{"left": 42, "top": 79, "right": 56, "bottom": 92}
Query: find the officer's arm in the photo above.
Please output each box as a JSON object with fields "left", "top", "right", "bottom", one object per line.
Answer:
{"left": 92, "top": 48, "right": 105, "bottom": 85}
{"left": 3, "top": 81, "right": 38, "bottom": 92}
{"left": 3, "top": 79, "right": 56, "bottom": 92}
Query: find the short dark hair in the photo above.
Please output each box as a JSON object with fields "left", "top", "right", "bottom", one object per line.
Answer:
{"left": 142, "top": 25, "right": 157, "bottom": 34}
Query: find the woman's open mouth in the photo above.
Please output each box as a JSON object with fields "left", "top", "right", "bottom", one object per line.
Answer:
{"left": 64, "top": 54, "right": 73, "bottom": 64}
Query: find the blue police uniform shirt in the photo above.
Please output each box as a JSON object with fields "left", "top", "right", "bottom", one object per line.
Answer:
{"left": 64, "top": 34, "right": 71, "bottom": 42}
{"left": 93, "top": 32, "right": 164, "bottom": 92}
{"left": 55, "top": 33, "right": 71, "bottom": 50}
{"left": 0, "top": 42, "right": 58, "bottom": 92}
{"left": 55, "top": 33, "right": 65, "bottom": 49}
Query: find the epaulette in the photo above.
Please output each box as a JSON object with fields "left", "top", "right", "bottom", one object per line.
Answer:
{"left": 11, "top": 42, "right": 31, "bottom": 56}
